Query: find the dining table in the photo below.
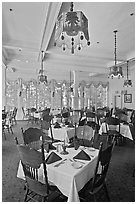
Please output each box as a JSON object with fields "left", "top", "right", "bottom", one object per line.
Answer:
{"left": 48, "top": 125, "right": 75, "bottom": 143}
{"left": 99, "top": 122, "right": 133, "bottom": 140}
{"left": 17, "top": 145, "right": 99, "bottom": 202}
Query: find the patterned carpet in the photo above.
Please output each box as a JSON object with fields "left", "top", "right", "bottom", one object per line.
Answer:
{"left": 2, "top": 121, "right": 135, "bottom": 202}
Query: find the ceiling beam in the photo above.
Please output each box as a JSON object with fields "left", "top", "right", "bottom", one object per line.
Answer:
{"left": 38, "top": 2, "right": 62, "bottom": 59}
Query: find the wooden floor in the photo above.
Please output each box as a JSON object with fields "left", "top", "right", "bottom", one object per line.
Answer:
{"left": 2, "top": 120, "right": 135, "bottom": 202}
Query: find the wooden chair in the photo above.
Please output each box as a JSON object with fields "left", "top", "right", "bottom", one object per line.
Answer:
{"left": 76, "top": 125, "right": 95, "bottom": 147}
{"left": 21, "top": 127, "right": 42, "bottom": 144}
{"left": 105, "top": 117, "right": 123, "bottom": 145}
{"left": 79, "top": 137, "right": 115, "bottom": 201}
{"left": 40, "top": 120, "right": 53, "bottom": 142}
{"left": 96, "top": 109, "right": 105, "bottom": 126}
{"left": 22, "top": 107, "right": 29, "bottom": 120}
{"left": 11, "top": 107, "right": 17, "bottom": 125}
{"left": 15, "top": 137, "right": 66, "bottom": 202}
{"left": 2, "top": 116, "right": 14, "bottom": 139}
{"left": 21, "top": 127, "right": 52, "bottom": 150}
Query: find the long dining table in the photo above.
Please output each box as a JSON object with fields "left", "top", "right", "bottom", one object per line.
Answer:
{"left": 17, "top": 145, "right": 99, "bottom": 202}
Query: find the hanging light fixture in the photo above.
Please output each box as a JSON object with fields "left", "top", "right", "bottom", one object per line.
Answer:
{"left": 108, "top": 30, "right": 124, "bottom": 79}
{"left": 38, "top": 51, "right": 48, "bottom": 84}
{"left": 123, "top": 60, "right": 132, "bottom": 87}
{"left": 54, "top": 2, "right": 90, "bottom": 54}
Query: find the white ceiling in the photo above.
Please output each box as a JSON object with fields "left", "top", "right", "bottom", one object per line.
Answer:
{"left": 2, "top": 2, "right": 135, "bottom": 82}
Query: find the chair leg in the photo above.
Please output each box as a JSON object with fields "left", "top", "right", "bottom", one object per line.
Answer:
{"left": 3, "top": 130, "right": 6, "bottom": 140}
{"left": 93, "top": 194, "right": 96, "bottom": 202}
{"left": 7, "top": 126, "right": 10, "bottom": 133}
{"left": 10, "top": 127, "right": 14, "bottom": 134}
{"left": 103, "top": 183, "right": 110, "bottom": 201}
{"left": 24, "top": 188, "right": 29, "bottom": 201}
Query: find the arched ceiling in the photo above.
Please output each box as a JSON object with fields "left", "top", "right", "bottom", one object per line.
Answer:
{"left": 2, "top": 2, "right": 135, "bottom": 82}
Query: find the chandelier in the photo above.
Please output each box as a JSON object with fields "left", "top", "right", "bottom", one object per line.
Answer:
{"left": 123, "top": 60, "right": 132, "bottom": 87}
{"left": 108, "top": 30, "right": 124, "bottom": 79}
{"left": 38, "top": 51, "right": 48, "bottom": 84}
{"left": 54, "top": 2, "right": 90, "bottom": 54}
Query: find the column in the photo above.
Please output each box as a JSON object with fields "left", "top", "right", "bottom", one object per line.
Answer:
{"left": 16, "top": 78, "right": 24, "bottom": 120}
{"left": 35, "top": 82, "right": 38, "bottom": 110}
{"left": 2, "top": 64, "right": 6, "bottom": 109}
{"left": 72, "top": 71, "right": 79, "bottom": 110}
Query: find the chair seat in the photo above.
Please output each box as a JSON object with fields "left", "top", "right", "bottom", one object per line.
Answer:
{"left": 108, "top": 130, "right": 119, "bottom": 135}
{"left": 25, "top": 179, "right": 62, "bottom": 202}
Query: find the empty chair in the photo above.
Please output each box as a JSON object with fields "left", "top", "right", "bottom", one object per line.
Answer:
{"left": 2, "top": 116, "right": 13, "bottom": 139}
{"left": 96, "top": 109, "right": 105, "bottom": 127}
{"left": 21, "top": 127, "right": 52, "bottom": 150}
{"left": 40, "top": 120, "right": 53, "bottom": 142}
{"left": 79, "top": 118, "right": 86, "bottom": 126}
{"left": 79, "top": 137, "right": 115, "bottom": 201}
{"left": 105, "top": 117, "right": 123, "bottom": 145}
{"left": 21, "top": 127, "right": 43, "bottom": 150}
{"left": 76, "top": 125, "right": 95, "bottom": 147}
{"left": 11, "top": 107, "right": 17, "bottom": 125}
{"left": 15, "top": 138, "right": 65, "bottom": 202}
{"left": 86, "top": 112, "right": 97, "bottom": 128}
{"left": 67, "top": 128, "right": 75, "bottom": 143}
{"left": 86, "top": 111, "right": 96, "bottom": 120}
{"left": 62, "top": 111, "right": 70, "bottom": 118}
{"left": 22, "top": 107, "right": 29, "bottom": 120}
{"left": 21, "top": 127, "right": 42, "bottom": 145}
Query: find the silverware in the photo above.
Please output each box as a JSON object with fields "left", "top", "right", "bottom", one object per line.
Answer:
{"left": 54, "top": 158, "right": 67, "bottom": 167}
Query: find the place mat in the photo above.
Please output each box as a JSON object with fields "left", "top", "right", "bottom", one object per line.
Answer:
{"left": 73, "top": 150, "right": 91, "bottom": 161}
{"left": 46, "top": 152, "right": 62, "bottom": 164}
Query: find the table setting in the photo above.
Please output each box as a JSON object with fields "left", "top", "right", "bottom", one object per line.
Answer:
{"left": 17, "top": 140, "right": 99, "bottom": 202}
{"left": 99, "top": 122, "right": 133, "bottom": 140}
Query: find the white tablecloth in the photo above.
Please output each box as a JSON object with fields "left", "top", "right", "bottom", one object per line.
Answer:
{"left": 48, "top": 126, "right": 74, "bottom": 143}
{"left": 33, "top": 112, "right": 41, "bottom": 119}
{"left": 99, "top": 122, "right": 133, "bottom": 140}
{"left": 17, "top": 147, "right": 99, "bottom": 202}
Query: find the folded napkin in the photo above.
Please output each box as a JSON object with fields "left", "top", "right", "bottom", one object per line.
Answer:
{"left": 67, "top": 123, "right": 74, "bottom": 128}
{"left": 46, "top": 152, "right": 62, "bottom": 164}
{"left": 54, "top": 122, "right": 61, "bottom": 128}
{"left": 67, "top": 141, "right": 74, "bottom": 148}
{"left": 49, "top": 143, "right": 56, "bottom": 150}
{"left": 73, "top": 150, "right": 91, "bottom": 161}
{"left": 122, "top": 121, "right": 128, "bottom": 125}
